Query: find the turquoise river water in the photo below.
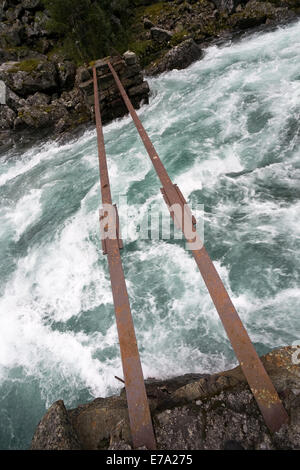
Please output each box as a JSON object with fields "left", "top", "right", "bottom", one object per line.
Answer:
{"left": 0, "top": 21, "right": 299, "bottom": 449}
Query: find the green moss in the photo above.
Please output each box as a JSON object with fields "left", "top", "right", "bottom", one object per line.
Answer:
{"left": 128, "top": 38, "right": 166, "bottom": 68}
{"left": 142, "top": 2, "right": 170, "bottom": 20}
{"left": 8, "top": 58, "right": 40, "bottom": 73}
{"left": 6, "top": 45, "right": 30, "bottom": 55}
{"left": 128, "top": 39, "right": 152, "bottom": 56}
{"left": 44, "top": 106, "right": 53, "bottom": 113}
{"left": 170, "top": 30, "right": 189, "bottom": 47}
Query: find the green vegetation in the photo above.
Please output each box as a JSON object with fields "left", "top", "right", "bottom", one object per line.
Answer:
{"left": 127, "top": 38, "right": 164, "bottom": 67}
{"left": 141, "top": 2, "right": 170, "bottom": 20}
{"left": 8, "top": 58, "right": 40, "bottom": 73}
{"left": 42, "top": 0, "right": 132, "bottom": 64}
{"left": 170, "top": 30, "right": 189, "bottom": 47}
{"left": 39, "top": 1, "right": 178, "bottom": 65}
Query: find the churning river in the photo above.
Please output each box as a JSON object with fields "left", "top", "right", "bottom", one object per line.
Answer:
{"left": 0, "top": 21, "right": 300, "bottom": 449}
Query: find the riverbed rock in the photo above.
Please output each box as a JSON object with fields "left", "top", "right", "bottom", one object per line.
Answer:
{"left": 30, "top": 346, "right": 300, "bottom": 450}
{"left": 148, "top": 39, "right": 203, "bottom": 75}
{"left": 22, "top": 0, "right": 41, "bottom": 10}
{"left": 0, "top": 104, "right": 16, "bottom": 129}
{"left": 212, "top": 0, "right": 246, "bottom": 14}
{"left": 144, "top": 17, "right": 155, "bottom": 29}
{"left": 151, "top": 26, "right": 173, "bottom": 43}
{"left": 0, "top": 59, "right": 58, "bottom": 96}
{"left": 0, "top": 0, "right": 298, "bottom": 152}
{"left": 31, "top": 400, "right": 81, "bottom": 450}
{"left": 0, "top": 51, "right": 149, "bottom": 151}
{"left": 56, "top": 61, "right": 76, "bottom": 91}
{"left": 229, "top": 1, "right": 296, "bottom": 29}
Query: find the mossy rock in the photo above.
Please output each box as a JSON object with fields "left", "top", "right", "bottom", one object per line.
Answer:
{"left": 263, "top": 0, "right": 300, "bottom": 8}
{"left": 170, "top": 30, "right": 190, "bottom": 47}
{"left": 8, "top": 58, "right": 41, "bottom": 73}
{"left": 128, "top": 38, "right": 166, "bottom": 68}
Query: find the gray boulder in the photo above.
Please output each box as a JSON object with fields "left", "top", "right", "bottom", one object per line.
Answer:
{"left": 0, "top": 21, "right": 25, "bottom": 48}
{"left": 0, "top": 104, "right": 16, "bottom": 129}
{"left": 56, "top": 61, "right": 76, "bottom": 90}
{"left": 149, "top": 39, "right": 203, "bottom": 75}
{"left": 25, "top": 91, "right": 50, "bottom": 106}
{"left": 31, "top": 400, "right": 81, "bottom": 450}
{"left": 151, "top": 27, "right": 173, "bottom": 43}
{"left": 0, "top": 59, "right": 58, "bottom": 96}
{"left": 33, "top": 10, "right": 50, "bottom": 36}
{"left": 21, "top": 0, "right": 41, "bottom": 9}
{"left": 5, "top": 4, "right": 24, "bottom": 22}
{"left": 6, "top": 86, "right": 26, "bottom": 111}
{"left": 29, "top": 346, "right": 300, "bottom": 450}
{"left": 144, "top": 17, "right": 154, "bottom": 29}
{"left": 229, "top": 1, "right": 296, "bottom": 29}
{"left": 211, "top": 0, "right": 245, "bottom": 13}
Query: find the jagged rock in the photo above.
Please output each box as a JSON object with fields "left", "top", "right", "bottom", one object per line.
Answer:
{"left": 128, "top": 81, "right": 150, "bottom": 98}
{"left": 5, "top": 4, "right": 23, "bottom": 21}
{"left": 12, "top": 87, "right": 81, "bottom": 131}
{"left": 0, "top": 129, "right": 13, "bottom": 148}
{"left": 31, "top": 400, "right": 81, "bottom": 450}
{"left": 33, "top": 10, "right": 50, "bottom": 36}
{"left": 57, "top": 88, "right": 89, "bottom": 118}
{"left": 211, "top": 0, "right": 246, "bottom": 14}
{"left": 30, "top": 346, "right": 300, "bottom": 450}
{"left": 229, "top": 1, "right": 296, "bottom": 29}
{"left": 0, "top": 104, "right": 16, "bottom": 128}
{"left": 25, "top": 91, "right": 50, "bottom": 105}
{"left": 151, "top": 26, "right": 173, "bottom": 43}
{"left": 144, "top": 17, "right": 154, "bottom": 29}
{"left": 0, "top": 21, "right": 25, "bottom": 47}
{"left": 148, "top": 39, "right": 203, "bottom": 75}
{"left": 68, "top": 396, "right": 132, "bottom": 450}
{"left": 155, "top": 406, "right": 205, "bottom": 450}
{"left": 6, "top": 86, "right": 26, "bottom": 111}
{"left": 75, "top": 66, "right": 91, "bottom": 85}
{"left": 22, "top": 0, "right": 41, "bottom": 10}
{"left": 0, "top": 59, "right": 58, "bottom": 96}
{"left": 56, "top": 61, "right": 76, "bottom": 90}
{"left": 14, "top": 104, "right": 50, "bottom": 129}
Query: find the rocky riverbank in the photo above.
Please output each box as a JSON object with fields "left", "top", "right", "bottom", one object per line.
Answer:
{"left": 30, "top": 346, "right": 300, "bottom": 450}
{"left": 0, "top": 0, "right": 299, "bottom": 153}
{"left": 0, "top": 49, "right": 149, "bottom": 154}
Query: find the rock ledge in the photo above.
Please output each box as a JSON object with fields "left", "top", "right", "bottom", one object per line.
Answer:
{"left": 31, "top": 346, "right": 300, "bottom": 450}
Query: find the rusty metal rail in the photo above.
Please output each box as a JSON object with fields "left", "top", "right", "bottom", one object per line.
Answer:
{"left": 93, "top": 67, "right": 156, "bottom": 450}
{"left": 107, "top": 61, "right": 289, "bottom": 433}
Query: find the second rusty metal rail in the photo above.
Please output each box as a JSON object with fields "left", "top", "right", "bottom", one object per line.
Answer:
{"left": 107, "top": 61, "right": 289, "bottom": 434}
{"left": 93, "top": 67, "right": 156, "bottom": 450}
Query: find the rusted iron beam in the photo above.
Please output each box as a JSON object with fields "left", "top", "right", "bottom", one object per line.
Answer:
{"left": 93, "top": 67, "right": 156, "bottom": 450}
{"left": 108, "top": 62, "right": 289, "bottom": 433}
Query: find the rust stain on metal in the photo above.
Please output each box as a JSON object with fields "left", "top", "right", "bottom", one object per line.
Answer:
{"left": 93, "top": 67, "right": 156, "bottom": 449}
{"left": 108, "top": 62, "right": 289, "bottom": 434}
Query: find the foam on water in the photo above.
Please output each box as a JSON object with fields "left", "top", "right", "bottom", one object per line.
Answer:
{"left": 0, "top": 21, "right": 300, "bottom": 448}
